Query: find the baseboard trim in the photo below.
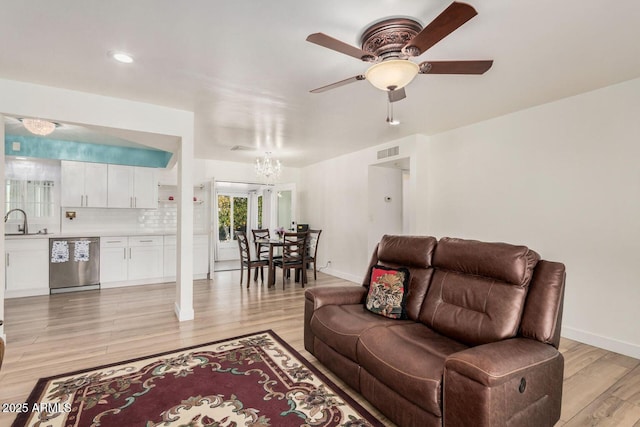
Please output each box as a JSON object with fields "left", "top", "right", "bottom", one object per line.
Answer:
{"left": 5, "top": 288, "right": 49, "bottom": 299}
{"left": 562, "top": 326, "right": 640, "bottom": 359}
{"left": 321, "top": 268, "right": 361, "bottom": 284}
{"left": 174, "top": 302, "right": 194, "bottom": 322}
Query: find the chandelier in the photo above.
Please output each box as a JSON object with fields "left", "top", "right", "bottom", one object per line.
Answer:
{"left": 21, "top": 118, "right": 57, "bottom": 136}
{"left": 255, "top": 152, "right": 281, "bottom": 180}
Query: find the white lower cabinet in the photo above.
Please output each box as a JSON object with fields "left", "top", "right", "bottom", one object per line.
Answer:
{"left": 5, "top": 238, "right": 49, "bottom": 298}
{"left": 163, "top": 234, "right": 209, "bottom": 279}
{"left": 129, "top": 237, "right": 164, "bottom": 280}
{"left": 100, "top": 236, "right": 164, "bottom": 286}
{"left": 193, "top": 235, "right": 209, "bottom": 276}
{"left": 100, "top": 237, "right": 129, "bottom": 283}
{"left": 101, "top": 234, "right": 209, "bottom": 287}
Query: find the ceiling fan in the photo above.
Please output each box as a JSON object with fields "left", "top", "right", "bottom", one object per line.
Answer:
{"left": 306, "top": 1, "right": 493, "bottom": 104}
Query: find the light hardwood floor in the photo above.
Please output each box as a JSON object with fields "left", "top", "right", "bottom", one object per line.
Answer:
{"left": 1, "top": 271, "right": 639, "bottom": 426}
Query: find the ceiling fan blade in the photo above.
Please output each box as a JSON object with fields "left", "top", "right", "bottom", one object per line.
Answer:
{"left": 388, "top": 87, "right": 407, "bottom": 103}
{"left": 404, "top": 2, "right": 478, "bottom": 56}
{"left": 306, "top": 33, "right": 374, "bottom": 61}
{"left": 310, "top": 75, "right": 366, "bottom": 93}
{"left": 419, "top": 60, "right": 493, "bottom": 74}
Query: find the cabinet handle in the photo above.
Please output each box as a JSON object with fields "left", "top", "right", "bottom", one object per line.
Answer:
{"left": 123, "top": 248, "right": 127, "bottom": 259}
{"left": 139, "top": 240, "right": 153, "bottom": 243}
{"left": 86, "top": 195, "right": 89, "bottom": 206}
{"left": 129, "top": 248, "right": 132, "bottom": 259}
{"left": 6, "top": 253, "right": 9, "bottom": 267}
{"left": 130, "top": 197, "right": 133, "bottom": 208}
{"left": 135, "top": 197, "right": 137, "bottom": 208}
{"left": 80, "top": 195, "right": 84, "bottom": 207}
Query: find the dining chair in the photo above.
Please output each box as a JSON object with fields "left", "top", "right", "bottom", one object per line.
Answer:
{"left": 306, "top": 229, "right": 322, "bottom": 280}
{"left": 274, "top": 232, "right": 308, "bottom": 289}
{"left": 235, "top": 231, "right": 268, "bottom": 288}
{"left": 251, "top": 229, "right": 271, "bottom": 259}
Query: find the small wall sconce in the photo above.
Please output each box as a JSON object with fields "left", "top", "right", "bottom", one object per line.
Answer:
{"left": 65, "top": 211, "right": 77, "bottom": 220}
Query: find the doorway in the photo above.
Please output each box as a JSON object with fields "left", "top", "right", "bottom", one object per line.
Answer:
{"left": 273, "top": 183, "right": 297, "bottom": 232}
{"left": 213, "top": 181, "right": 270, "bottom": 271}
{"left": 367, "top": 157, "right": 410, "bottom": 255}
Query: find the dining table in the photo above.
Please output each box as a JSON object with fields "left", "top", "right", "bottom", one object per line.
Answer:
{"left": 254, "top": 237, "right": 284, "bottom": 287}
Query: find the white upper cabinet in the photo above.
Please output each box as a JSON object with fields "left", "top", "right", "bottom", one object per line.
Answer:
{"left": 106, "top": 164, "right": 133, "bottom": 208}
{"left": 107, "top": 164, "right": 158, "bottom": 209}
{"left": 133, "top": 167, "right": 158, "bottom": 209}
{"left": 61, "top": 161, "right": 108, "bottom": 207}
{"left": 62, "top": 161, "right": 158, "bottom": 209}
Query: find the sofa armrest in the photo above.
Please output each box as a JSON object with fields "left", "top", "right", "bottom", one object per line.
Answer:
{"left": 444, "top": 338, "right": 564, "bottom": 427}
{"left": 304, "top": 286, "right": 367, "bottom": 310}
{"left": 304, "top": 286, "right": 367, "bottom": 354}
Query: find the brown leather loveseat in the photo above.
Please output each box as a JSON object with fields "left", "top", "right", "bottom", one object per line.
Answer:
{"left": 304, "top": 235, "right": 566, "bottom": 427}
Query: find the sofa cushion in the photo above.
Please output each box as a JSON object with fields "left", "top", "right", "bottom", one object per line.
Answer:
{"left": 365, "top": 265, "right": 410, "bottom": 319}
{"left": 364, "top": 235, "right": 437, "bottom": 321}
{"left": 310, "top": 304, "right": 410, "bottom": 362}
{"left": 357, "top": 323, "right": 468, "bottom": 417}
{"left": 433, "top": 237, "right": 540, "bottom": 286}
{"left": 420, "top": 238, "right": 540, "bottom": 346}
{"left": 377, "top": 234, "right": 437, "bottom": 268}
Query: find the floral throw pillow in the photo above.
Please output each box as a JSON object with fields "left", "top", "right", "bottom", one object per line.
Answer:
{"left": 365, "top": 265, "right": 410, "bottom": 319}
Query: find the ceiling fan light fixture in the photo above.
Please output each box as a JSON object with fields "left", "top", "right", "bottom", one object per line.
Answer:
{"left": 386, "top": 100, "right": 401, "bottom": 126}
{"left": 365, "top": 59, "right": 419, "bottom": 91}
{"left": 20, "top": 118, "right": 57, "bottom": 136}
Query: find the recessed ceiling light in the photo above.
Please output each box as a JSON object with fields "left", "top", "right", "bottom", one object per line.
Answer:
{"left": 109, "top": 51, "right": 134, "bottom": 64}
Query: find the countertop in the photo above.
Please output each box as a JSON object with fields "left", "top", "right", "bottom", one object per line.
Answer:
{"left": 4, "top": 231, "right": 209, "bottom": 240}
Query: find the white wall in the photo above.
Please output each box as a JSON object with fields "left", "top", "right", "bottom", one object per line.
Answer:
{"left": 299, "top": 135, "right": 421, "bottom": 282}
{"left": 367, "top": 165, "right": 403, "bottom": 256}
{"left": 419, "top": 77, "right": 640, "bottom": 358}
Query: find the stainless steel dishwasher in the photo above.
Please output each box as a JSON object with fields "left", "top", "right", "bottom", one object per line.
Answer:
{"left": 49, "top": 237, "right": 100, "bottom": 293}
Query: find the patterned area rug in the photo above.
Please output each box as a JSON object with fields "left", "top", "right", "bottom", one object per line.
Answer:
{"left": 14, "top": 330, "right": 382, "bottom": 427}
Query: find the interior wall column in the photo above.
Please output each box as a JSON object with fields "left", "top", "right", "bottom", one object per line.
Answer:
{"left": 175, "top": 135, "right": 195, "bottom": 321}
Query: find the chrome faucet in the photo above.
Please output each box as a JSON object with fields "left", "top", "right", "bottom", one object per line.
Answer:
{"left": 4, "top": 208, "right": 29, "bottom": 234}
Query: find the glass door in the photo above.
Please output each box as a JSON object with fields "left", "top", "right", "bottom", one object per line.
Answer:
{"left": 216, "top": 192, "right": 249, "bottom": 261}
{"left": 270, "top": 183, "right": 297, "bottom": 232}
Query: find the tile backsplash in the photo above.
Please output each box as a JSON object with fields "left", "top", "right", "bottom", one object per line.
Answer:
{"left": 60, "top": 186, "right": 208, "bottom": 235}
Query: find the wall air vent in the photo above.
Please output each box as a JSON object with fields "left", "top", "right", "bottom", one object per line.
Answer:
{"left": 230, "top": 145, "right": 253, "bottom": 151}
{"left": 377, "top": 146, "right": 400, "bottom": 160}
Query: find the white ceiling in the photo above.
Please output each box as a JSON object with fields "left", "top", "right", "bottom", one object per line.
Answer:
{"left": 1, "top": 1, "right": 639, "bottom": 167}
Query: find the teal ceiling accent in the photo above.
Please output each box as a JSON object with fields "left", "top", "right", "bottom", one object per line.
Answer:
{"left": 5, "top": 134, "right": 172, "bottom": 168}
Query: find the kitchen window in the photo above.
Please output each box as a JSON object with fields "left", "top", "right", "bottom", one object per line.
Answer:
{"left": 4, "top": 157, "right": 60, "bottom": 230}
{"left": 5, "top": 179, "right": 55, "bottom": 219}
